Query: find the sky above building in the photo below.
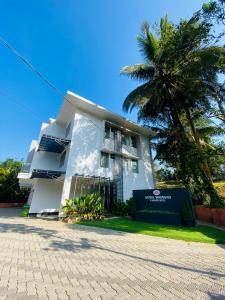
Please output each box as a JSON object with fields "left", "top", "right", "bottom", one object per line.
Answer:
{"left": 0, "top": 0, "right": 208, "bottom": 161}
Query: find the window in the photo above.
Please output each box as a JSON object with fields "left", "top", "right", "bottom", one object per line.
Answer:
{"left": 59, "top": 151, "right": 66, "bottom": 168}
{"left": 100, "top": 152, "right": 109, "bottom": 168}
{"left": 110, "top": 153, "right": 115, "bottom": 159}
{"left": 65, "top": 122, "right": 71, "bottom": 137}
{"left": 131, "top": 136, "right": 137, "bottom": 148}
{"left": 104, "top": 124, "right": 110, "bottom": 139}
{"left": 123, "top": 159, "right": 129, "bottom": 171}
{"left": 131, "top": 159, "right": 138, "bottom": 173}
{"left": 122, "top": 134, "right": 130, "bottom": 146}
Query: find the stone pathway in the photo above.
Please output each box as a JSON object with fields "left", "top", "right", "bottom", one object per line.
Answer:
{"left": 0, "top": 209, "right": 225, "bottom": 299}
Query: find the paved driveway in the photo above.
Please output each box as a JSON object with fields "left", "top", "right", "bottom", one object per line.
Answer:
{"left": 0, "top": 209, "right": 224, "bottom": 300}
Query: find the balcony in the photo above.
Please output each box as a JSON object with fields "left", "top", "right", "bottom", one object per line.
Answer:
{"left": 122, "top": 144, "right": 138, "bottom": 158}
{"left": 38, "top": 134, "right": 70, "bottom": 153}
{"left": 30, "top": 169, "right": 65, "bottom": 179}
{"left": 102, "top": 138, "right": 114, "bottom": 152}
{"left": 102, "top": 139, "right": 138, "bottom": 159}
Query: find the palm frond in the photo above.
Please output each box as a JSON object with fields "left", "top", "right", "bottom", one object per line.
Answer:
{"left": 137, "top": 21, "right": 159, "bottom": 61}
{"left": 120, "top": 63, "right": 155, "bottom": 81}
{"left": 122, "top": 82, "right": 153, "bottom": 112}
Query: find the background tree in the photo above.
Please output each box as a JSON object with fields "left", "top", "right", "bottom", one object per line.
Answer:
{"left": 0, "top": 158, "right": 29, "bottom": 203}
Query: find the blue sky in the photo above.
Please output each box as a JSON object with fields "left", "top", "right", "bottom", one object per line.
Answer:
{"left": 0, "top": 0, "right": 208, "bottom": 161}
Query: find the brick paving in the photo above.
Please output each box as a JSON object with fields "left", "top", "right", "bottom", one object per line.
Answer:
{"left": 0, "top": 209, "right": 225, "bottom": 300}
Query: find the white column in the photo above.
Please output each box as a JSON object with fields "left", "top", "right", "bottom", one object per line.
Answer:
{"left": 59, "top": 175, "right": 72, "bottom": 217}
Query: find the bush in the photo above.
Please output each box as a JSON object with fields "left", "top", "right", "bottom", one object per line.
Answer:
{"left": 112, "top": 197, "right": 137, "bottom": 217}
{"left": 61, "top": 192, "right": 104, "bottom": 220}
{"left": 112, "top": 199, "right": 128, "bottom": 216}
{"left": 126, "top": 197, "right": 137, "bottom": 218}
{"left": 20, "top": 204, "right": 30, "bottom": 217}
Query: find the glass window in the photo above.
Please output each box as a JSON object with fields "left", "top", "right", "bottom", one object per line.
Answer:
{"left": 122, "top": 134, "right": 130, "bottom": 146}
{"left": 100, "top": 152, "right": 109, "bottom": 168}
{"left": 59, "top": 151, "right": 66, "bottom": 168}
{"left": 123, "top": 159, "right": 129, "bottom": 171}
{"left": 104, "top": 124, "right": 110, "bottom": 139}
{"left": 131, "top": 159, "right": 138, "bottom": 173}
{"left": 110, "top": 153, "right": 115, "bottom": 159}
{"left": 131, "top": 136, "right": 137, "bottom": 148}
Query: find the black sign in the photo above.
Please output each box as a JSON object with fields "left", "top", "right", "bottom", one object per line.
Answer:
{"left": 133, "top": 188, "right": 195, "bottom": 226}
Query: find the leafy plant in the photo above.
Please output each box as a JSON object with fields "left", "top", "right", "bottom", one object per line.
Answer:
{"left": 112, "top": 199, "right": 129, "bottom": 216}
{"left": 126, "top": 197, "right": 137, "bottom": 218}
{"left": 20, "top": 204, "right": 30, "bottom": 217}
{"left": 61, "top": 193, "right": 104, "bottom": 220}
{"left": 61, "top": 198, "right": 76, "bottom": 218}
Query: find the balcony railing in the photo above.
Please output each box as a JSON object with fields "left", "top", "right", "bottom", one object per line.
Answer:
{"left": 20, "top": 163, "right": 31, "bottom": 173}
{"left": 38, "top": 134, "right": 71, "bottom": 153}
{"left": 122, "top": 144, "right": 138, "bottom": 157}
{"left": 103, "top": 138, "right": 138, "bottom": 158}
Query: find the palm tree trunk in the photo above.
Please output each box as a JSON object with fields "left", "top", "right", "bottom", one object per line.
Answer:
{"left": 185, "top": 107, "right": 213, "bottom": 181}
{"left": 184, "top": 106, "right": 222, "bottom": 207}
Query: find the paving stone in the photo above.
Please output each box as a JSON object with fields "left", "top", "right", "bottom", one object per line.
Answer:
{"left": 0, "top": 209, "right": 225, "bottom": 300}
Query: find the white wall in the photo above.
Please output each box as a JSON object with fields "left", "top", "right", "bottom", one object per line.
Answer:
{"left": 29, "top": 179, "right": 63, "bottom": 214}
{"left": 60, "top": 110, "right": 113, "bottom": 205}
{"left": 60, "top": 109, "right": 154, "bottom": 204}
{"left": 123, "top": 135, "right": 154, "bottom": 200}
{"left": 38, "top": 120, "right": 66, "bottom": 140}
{"left": 31, "top": 151, "right": 62, "bottom": 172}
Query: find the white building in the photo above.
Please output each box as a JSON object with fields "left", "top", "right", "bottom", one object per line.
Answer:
{"left": 18, "top": 91, "right": 155, "bottom": 216}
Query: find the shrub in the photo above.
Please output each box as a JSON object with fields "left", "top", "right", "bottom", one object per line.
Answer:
{"left": 126, "top": 197, "right": 137, "bottom": 218}
{"left": 61, "top": 198, "right": 76, "bottom": 218}
{"left": 20, "top": 204, "right": 30, "bottom": 217}
{"left": 61, "top": 193, "right": 104, "bottom": 220}
{"left": 112, "top": 199, "right": 128, "bottom": 216}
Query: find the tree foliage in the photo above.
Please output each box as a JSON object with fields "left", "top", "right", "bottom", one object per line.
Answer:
{"left": 121, "top": 1, "right": 225, "bottom": 207}
{"left": 0, "top": 158, "right": 29, "bottom": 203}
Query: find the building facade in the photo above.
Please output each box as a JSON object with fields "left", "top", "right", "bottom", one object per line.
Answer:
{"left": 18, "top": 91, "right": 155, "bottom": 215}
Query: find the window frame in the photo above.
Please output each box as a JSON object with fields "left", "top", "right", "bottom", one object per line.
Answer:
{"left": 131, "top": 135, "right": 137, "bottom": 148}
{"left": 100, "top": 152, "right": 109, "bottom": 168}
{"left": 131, "top": 159, "right": 139, "bottom": 173}
{"left": 104, "top": 124, "right": 110, "bottom": 139}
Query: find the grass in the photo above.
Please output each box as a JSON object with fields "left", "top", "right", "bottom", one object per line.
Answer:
{"left": 76, "top": 217, "right": 225, "bottom": 245}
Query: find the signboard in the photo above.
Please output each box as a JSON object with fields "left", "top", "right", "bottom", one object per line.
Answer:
{"left": 133, "top": 188, "right": 195, "bottom": 226}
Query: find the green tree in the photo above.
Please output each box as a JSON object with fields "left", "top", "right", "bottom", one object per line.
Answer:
{"left": 0, "top": 158, "right": 29, "bottom": 203}
{"left": 121, "top": 6, "right": 224, "bottom": 207}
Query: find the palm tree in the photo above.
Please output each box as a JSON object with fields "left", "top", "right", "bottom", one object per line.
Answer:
{"left": 121, "top": 16, "right": 224, "bottom": 207}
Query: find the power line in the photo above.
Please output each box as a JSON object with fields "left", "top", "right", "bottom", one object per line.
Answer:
{"left": 0, "top": 36, "right": 63, "bottom": 97}
{"left": 0, "top": 35, "right": 103, "bottom": 131}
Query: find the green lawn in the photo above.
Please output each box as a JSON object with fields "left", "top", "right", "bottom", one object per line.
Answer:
{"left": 76, "top": 218, "right": 225, "bottom": 244}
